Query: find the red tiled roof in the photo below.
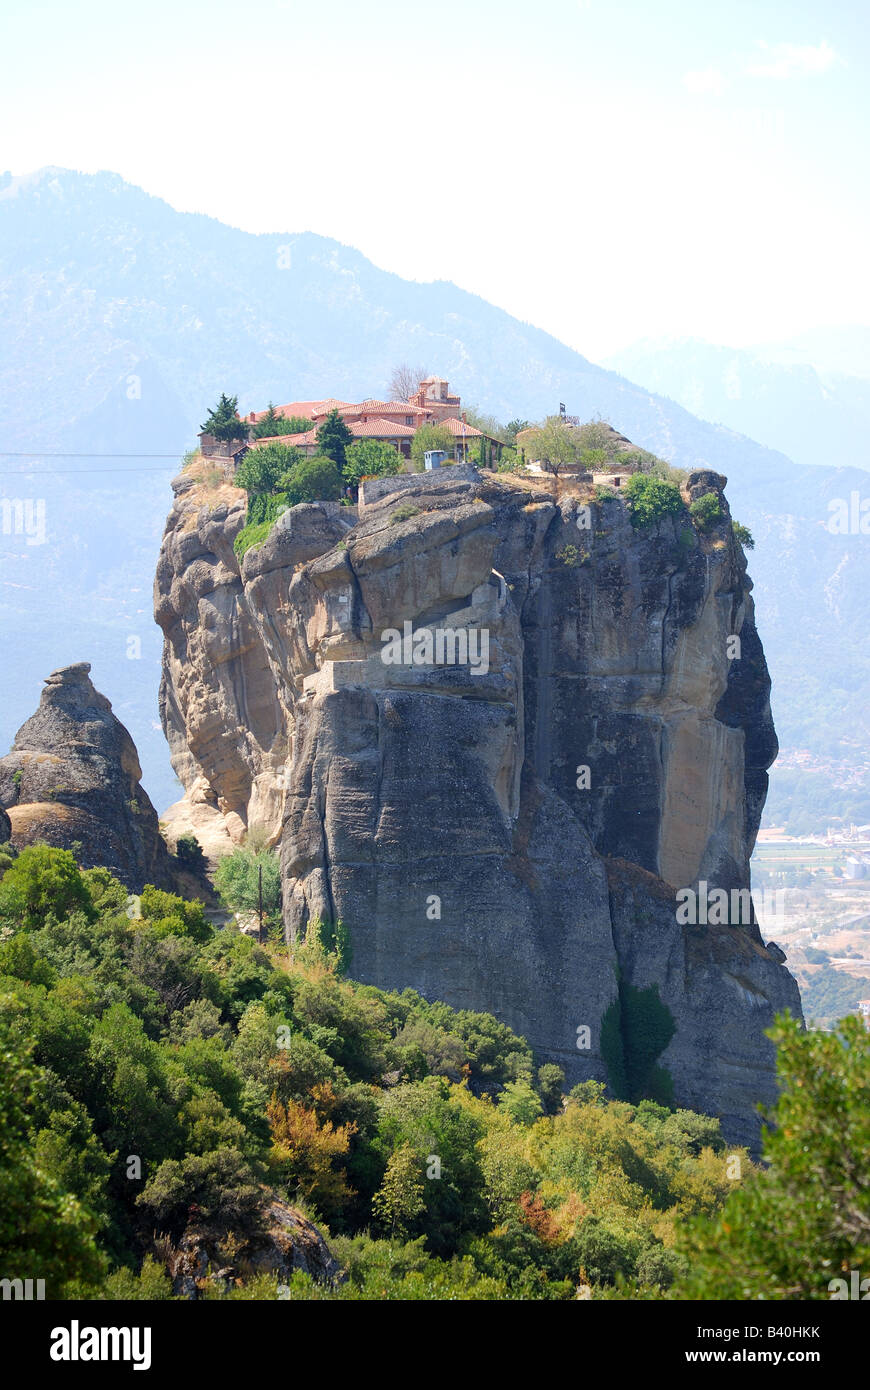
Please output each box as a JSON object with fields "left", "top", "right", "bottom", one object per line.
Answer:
{"left": 349, "top": 419, "right": 415, "bottom": 438}
{"left": 309, "top": 399, "right": 354, "bottom": 418}
{"left": 252, "top": 430, "right": 317, "bottom": 447}
{"left": 338, "top": 399, "right": 424, "bottom": 418}
{"left": 437, "top": 416, "right": 484, "bottom": 438}
{"left": 250, "top": 399, "right": 351, "bottom": 422}
{"left": 253, "top": 417, "right": 416, "bottom": 444}
{"left": 249, "top": 401, "right": 318, "bottom": 422}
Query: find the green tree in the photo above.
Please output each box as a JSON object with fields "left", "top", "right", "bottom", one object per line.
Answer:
{"left": 462, "top": 407, "right": 505, "bottom": 442}
{"left": 732, "top": 520, "right": 755, "bottom": 550}
{"left": 139, "top": 886, "right": 211, "bottom": 943}
{"left": 577, "top": 418, "right": 616, "bottom": 454}
{"left": 689, "top": 492, "right": 724, "bottom": 533}
{"left": 504, "top": 419, "right": 530, "bottom": 446}
{"left": 497, "top": 1079, "right": 543, "bottom": 1126}
{"left": 410, "top": 423, "right": 454, "bottom": 469}
{"left": 175, "top": 834, "right": 206, "bottom": 874}
{"left": 523, "top": 417, "right": 583, "bottom": 475}
{"left": 623, "top": 473, "right": 684, "bottom": 528}
{"left": 282, "top": 455, "right": 343, "bottom": 505}
{"left": 201, "top": 393, "right": 247, "bottom": 443}
{"left": 0, "top": 845, "right": 95, "bottom": 929}
{"left": 0, "top": 1002, "right": 106, "bottom": 1293}
{"left": 343, "top": 438, "right": 402, "bottom": 487}
{"left": 375, "top": 1078, "right": 488, "bottom": 1255}
{"left": 137, "top": 1146, "right": 263, "bottom": 1235}
{"left": 537, "top": 1063, "right": 565, "bottom": 1116}
{"left": 677, "top": 1014, "right": 870, "bottom": 1299}
{"left": 371, "top": 1141, "right": 426, "bottom": 1238}
{"left": 315, "top": 409, "right": 354, "bottom": 470}
{"left": 252, "top": 404, "right": 312, "bottom": 440}
{"left": 235, "top": 442, "right": 301, "bottom": 497}
{"left": 214, "top": 845, "right": 282, "bottom": 926}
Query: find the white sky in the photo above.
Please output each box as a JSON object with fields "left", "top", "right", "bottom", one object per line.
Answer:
{"left": 2, "top": 0, "right": 867, "bottom": 359}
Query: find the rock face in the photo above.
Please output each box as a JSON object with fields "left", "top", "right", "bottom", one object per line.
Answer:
{"left": 155, "top": 461, "right": 802, "bottom": 1147}
{"left": 160, "top": 1198, "right": 341, "bottom": 1298}
{"left": 0, "top": 662, "right": 177, "bottom": 892}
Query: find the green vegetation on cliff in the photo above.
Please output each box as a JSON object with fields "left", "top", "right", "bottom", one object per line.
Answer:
{"left": 623, "top": 473, "right": 685, "bottom": 528}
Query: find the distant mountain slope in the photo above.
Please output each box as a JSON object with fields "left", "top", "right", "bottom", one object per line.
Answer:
{"left": 1, "top": 168, "right": 868, "bottom": 822}
{"left": 605, "top": 336, "right": 870, "bottom": 472}
{"left": 753, "top": 325, "right": 870, "bottom": 382}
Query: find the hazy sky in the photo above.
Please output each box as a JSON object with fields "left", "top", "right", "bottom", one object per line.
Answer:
{"left": 3, "top": 0, "right": 867, "bottom": 359}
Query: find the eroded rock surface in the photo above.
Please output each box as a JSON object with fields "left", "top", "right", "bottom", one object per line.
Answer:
{"left": 160, "top": 1197, "right": 341, "bottom": 1299}
{"left": 155, "top": 461, "right": 801, "bottom": 1146}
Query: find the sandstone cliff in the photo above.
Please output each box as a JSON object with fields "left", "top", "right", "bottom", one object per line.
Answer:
{"left": 155, "top": 459, "right": 802, "bottom": 1147}
{"left": 0, "top": 662, "right": 178, "bottom": 893}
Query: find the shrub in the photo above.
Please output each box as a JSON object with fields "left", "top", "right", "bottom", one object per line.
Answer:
{"left": 689, "top": 492, "right": 723, "bottom": 533}
{"left": 100, "top": 1256, "right": 175, "bottom": 1300}
{"left": 304, "top": 917, "right": 352, "bottom": 975}
{"left": 140, "top": 886, "right": 211, "bottom": 943}
{"left": 234, "top": 519, "right": 273, "bottom": 562}
{"left": 283, "top": 455, "right": 342, "bottom": 506}
{"left": 390, "top": 505, "right": 420, "bottom": 525}
{"left": 174, "top": 834, "right": 204, "bottom": 867}
{"left": 623, "top": 473, "right": 683, "bottom": 528}
{"left": 137, "top": 1146, "right": 263, "bottom": 1234}
{"left": 496, "top": 447, "right": 522, "bottom": 473}
{"left": 732, "top": 520, "right": 755, "bottom": 550}
{"left": 600, "top": 983, "right": 675, "bottom": 1104}
{"left": 235, "top": 442, "right": 301, "bottom": 497}
{"left": 246, "top": 491, "right": 290, "bottom": 527}
{"left": 0, "top": 846, "right": 95, "bottom": 928}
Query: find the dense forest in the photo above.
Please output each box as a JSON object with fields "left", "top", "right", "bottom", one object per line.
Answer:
{"left": 0, "top": 845, "right": 866, "bottom": 1301}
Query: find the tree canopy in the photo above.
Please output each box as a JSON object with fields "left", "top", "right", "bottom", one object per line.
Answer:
{"left": 410, "top": 423, "right": 454, "bottom": 469}
{"left": 343, "top": 438, "right": 402, "bottom": 486}
{"left": 315, "top": 410, "right": 354, "bottom": 469}
{"left": 201, "top": 394, "right": 247, "bottom": 443}
{"left": 235, "top": 442, "right": 302, "bottom": 497}
{"left": 251, "top": 405, "right": 312, "bottom": 440}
